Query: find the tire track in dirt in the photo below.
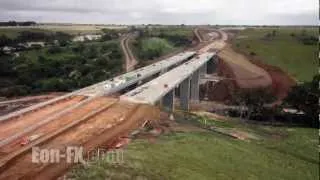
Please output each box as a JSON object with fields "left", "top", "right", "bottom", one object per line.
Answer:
{"left": 0, "top": 97, "right": 116, "bottom": 156}
{"left": 0, "top": 96, "right": 87, "bottom": 141}
{"left": 0, "top": 99, "right": 159, "bottom": 180}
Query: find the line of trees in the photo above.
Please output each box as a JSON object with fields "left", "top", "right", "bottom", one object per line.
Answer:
{"left": 284, "top": 74, "right": 319, "bottom": 127}
{"left": 0, "top": 31, "right": 73, "bottom": 48}
{"left": 229, "top": 74, "right": 319, "bottom": 128}
{"left": 0, "top": 41, "right": 123, "bottom": 97}
{"left": 0, "top": 21, "right": 36, "bottom": 26}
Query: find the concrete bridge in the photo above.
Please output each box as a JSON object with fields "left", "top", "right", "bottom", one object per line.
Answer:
{"left": 76, "top": 51, "right": 196, "bottom": 97}
{"left": 120, "top": 52, "right": 218, "bottom": 112}
{"left": 0, "top": 28, "right": 228, "bottom": 179}
{"left": 0, "top": 51, "right": 195, "bottom": 122}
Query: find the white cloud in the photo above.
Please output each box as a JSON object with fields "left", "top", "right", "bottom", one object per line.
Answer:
{"left": 0, "top": 0, "right": 317, "bottom": 25}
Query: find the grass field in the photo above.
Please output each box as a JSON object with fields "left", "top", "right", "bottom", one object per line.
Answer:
{"left": 0, "top": 25, "right": 128, "bottom": 38}
{"left": 232, "top": 27, "right": 318, "bottom": 81}
{"left": 21, "top": 40, "right": 120, "bottom": 60}
{"left": 133, "top": 37, "right": 177, "bottom": 61}
{"left": 148, "top": 27, "right": 194, "bottom": 37}
{"left": 140, "top": 37, "right": 175, "bottom": 54}
{"left": 0, "top": 28, "right": 53, "bottom": 38}
{"left": 0, "top": 25, "right": 107, "bottom": 37}
{"left": 132, "top": 27, "right": 193, "bottom": 62}
{"left": 71, "top": 116, "right": 318, "bottom": 180}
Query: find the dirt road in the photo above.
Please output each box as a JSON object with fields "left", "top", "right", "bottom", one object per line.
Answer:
{"left": 193, "top": 28, "right": 203, "bottom": 43}
{"left": 121, "top": 34, "right": 138, "bottom": 72}
{"left": 198, "top": 29, "right": 228, "bottom": 53}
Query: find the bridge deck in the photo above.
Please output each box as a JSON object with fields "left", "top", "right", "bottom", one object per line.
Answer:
{"left": 77, "top": 51, "right": 196, "bottom": 96}
{"left": 0, "top": 51, "right": 195, "bottom": 122}
{"left": 121, "top": 52, "right": 215, "bottom": 105}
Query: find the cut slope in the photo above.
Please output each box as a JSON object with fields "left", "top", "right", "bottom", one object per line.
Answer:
{"left": 218, "top": 47, "right": 272, "bottom": 89}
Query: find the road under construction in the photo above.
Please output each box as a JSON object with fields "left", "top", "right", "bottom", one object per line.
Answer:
{"left": 0, "top": 28, "right": 228, "bottom": 179}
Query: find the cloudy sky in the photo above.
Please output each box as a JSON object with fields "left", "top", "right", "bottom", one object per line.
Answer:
{"left": 0, "top": 0, "right": 317, "bottom": 25}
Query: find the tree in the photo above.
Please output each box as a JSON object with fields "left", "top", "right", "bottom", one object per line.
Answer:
{"left": 232, "top": 88, "right": 276, "bottom": 121}
{"left": 59, "top": 40, "right": 69, "bottom": 47}
{"left": 101, "top": 29, "right": 119, "bottom": 41}
{"left": 0, "top": 55, "right": 15, "bottom": 76}
{"left": 0, "top": 35, "right": 11, "bottom": 47}
{"left": 129, "top": 25, "right": 136, "bottom": 33}
{"left": 47, "top": 46, "right": 63, "bottom": 54}
{"left": 72, "top": 43, "right": 85, "bottom": 53}
{"left": 85, "top": 45, "right": 99, "bottom": 59}
{"left": 284, "top": 75, "right": 320, "bottom": 127}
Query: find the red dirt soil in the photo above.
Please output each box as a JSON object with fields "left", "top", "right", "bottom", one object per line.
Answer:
{"left": 218, "top": 47, "right": 272, "bottom": 89}
{"left": 249, "top": 59, "right": 296, "bottom": 101}
{"left": 0, "top": 96, "right": 86, "bottom": 141}
{"left": 0, "top": 99, "right": 159, "bottom": 180}
{"left": 207, "top": 47, "right": 295, "bottom": 102}
{"left": 0, "top": 93, "right": 66, "bottom": 116}
{"left": 0, "top": 97, "right": 117, "bottom": 155}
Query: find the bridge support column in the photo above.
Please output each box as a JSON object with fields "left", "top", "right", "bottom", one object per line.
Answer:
{"left": 180, "top": 78, "right": 190, "bottom": 111}
{"left": 200, "top": 62, "right": 207, "bottom": 77}
{"left": 162, "top": 89, "right": 175, "bottom": 112}
{"left": 190, "top": 69, "right": 200, "bottom": 101}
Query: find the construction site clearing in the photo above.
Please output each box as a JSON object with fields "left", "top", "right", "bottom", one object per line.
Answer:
{"left": 0, "top": 28, "right": 298, "bottom": 179}
{"left": 0, "top": 96, "right": 159, "bottom": 179}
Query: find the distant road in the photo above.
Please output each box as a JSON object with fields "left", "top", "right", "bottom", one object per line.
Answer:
{"left": 121, "top": 33, "right": 138, "bottom": 72}
{"left": 194, "top": 28, "right": 203, "bottom": 43}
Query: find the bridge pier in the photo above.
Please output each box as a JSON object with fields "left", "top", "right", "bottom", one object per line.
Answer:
{"left": 179, "top": 78, "right": 190, "bottom": 111}
{"left": 190, "top": 69, "right": 200, "bottom": 101}
{"left": 200, "top": 62, "right": 207, "bottom": 77}
{"left": 162, "top": 89, "right": 175, "bottom": 112}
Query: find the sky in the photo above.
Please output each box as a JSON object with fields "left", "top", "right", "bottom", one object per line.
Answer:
{"left": 0, "top": 0, "right": 318, "bottom": 25}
